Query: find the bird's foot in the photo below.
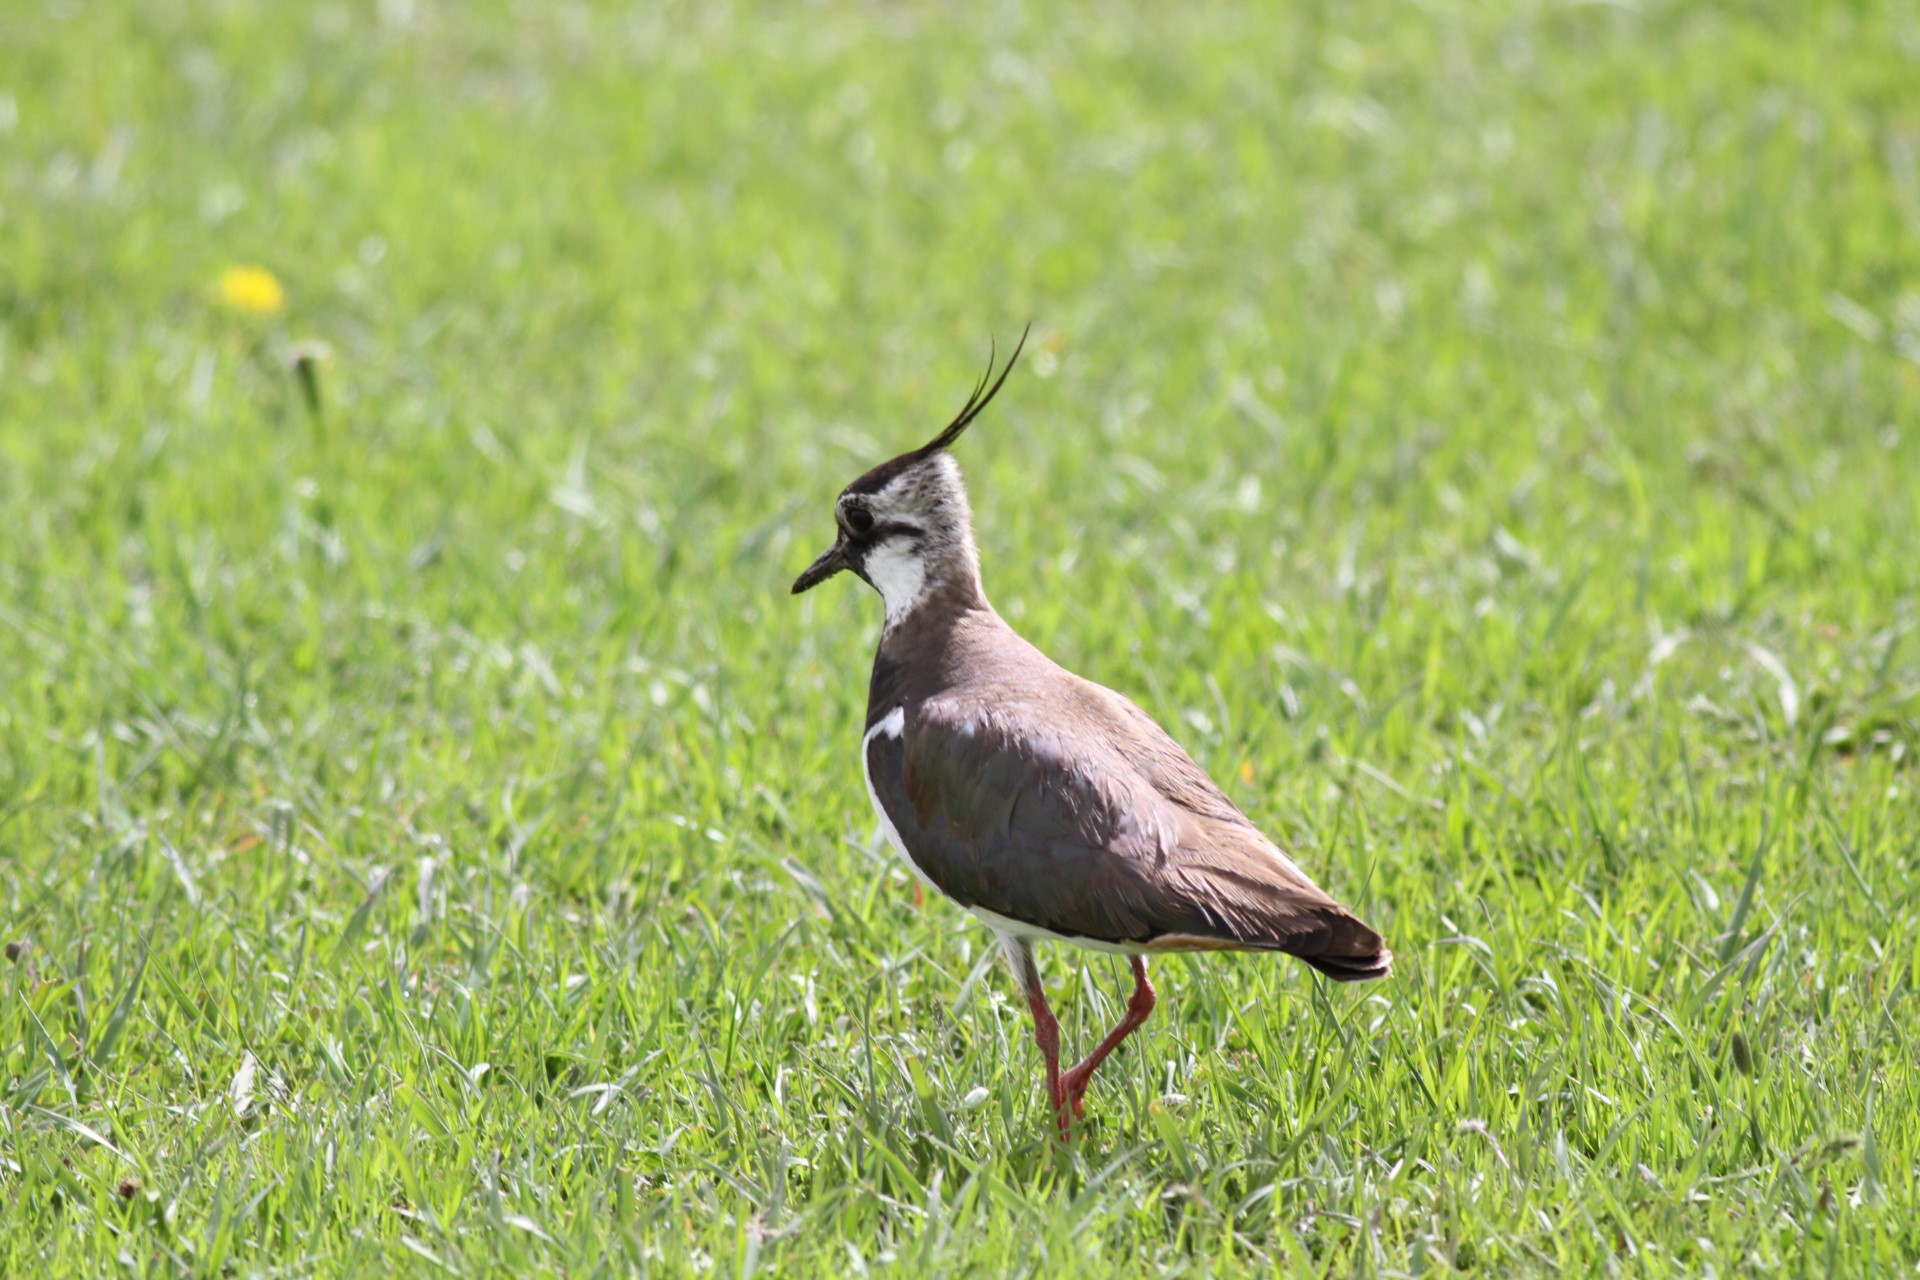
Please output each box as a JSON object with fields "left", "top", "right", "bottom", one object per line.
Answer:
{"left": 1040, "top": 1085, "right": 1084, "bottom": 1149}
{"left": 1046, "top": 1082, "right": 1079, "bottom": 1141}
{"left": 1060, "top": 1066, "right": 1094, "bottom": 1119}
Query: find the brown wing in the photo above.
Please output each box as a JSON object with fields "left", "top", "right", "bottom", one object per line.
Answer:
{"left": 868, "top": 685, "right": 1391, "bottom": 980}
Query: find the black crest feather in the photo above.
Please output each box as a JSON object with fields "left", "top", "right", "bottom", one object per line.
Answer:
{"left": 841, "top": 326, "right": 1032, "bottom": 497}
{"left": 915, "top": 324, "right": 1030, "bottom": 457}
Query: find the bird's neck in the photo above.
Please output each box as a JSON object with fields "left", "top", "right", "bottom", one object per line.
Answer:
{"left": 864, "top": 587, "right": 998, "bottom": 725}
{"left": 869, "top": 538, "right": 986, "bottom": 631}
{"left": 866, "top": 558, "right": 1002, "bottom": 727}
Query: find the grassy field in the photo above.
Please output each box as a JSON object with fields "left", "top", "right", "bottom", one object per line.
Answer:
{"left": 4, "top": 0, "right": 1920, "bottom": 1273}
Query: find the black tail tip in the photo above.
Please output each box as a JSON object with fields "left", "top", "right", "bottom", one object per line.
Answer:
{"left": 1302, "top": 948, "right": 1394, "bottom": 983}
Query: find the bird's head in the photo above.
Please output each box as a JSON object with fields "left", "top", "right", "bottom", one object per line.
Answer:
{"left": 791, "top": 329, "right": 1026, "bottom": 624}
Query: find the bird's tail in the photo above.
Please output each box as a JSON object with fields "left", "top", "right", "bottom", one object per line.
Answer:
{"left": 1299, "top": 946, "right": 1394, "bottom": 982}
{"left": 1282, "top": 905, "right": 1394, "bottom": 982}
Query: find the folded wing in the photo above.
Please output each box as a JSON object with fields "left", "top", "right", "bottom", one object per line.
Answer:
{"left": 867, "top": 687, "right": 1391, "bottom": 980}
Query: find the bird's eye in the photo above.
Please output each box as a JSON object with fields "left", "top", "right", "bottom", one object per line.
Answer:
{"left": 843, "top": 506, "right": 875, "bottom": 536}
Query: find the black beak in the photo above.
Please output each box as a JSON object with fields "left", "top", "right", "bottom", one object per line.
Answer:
{"left": 791, "top": 538, "right": 850, "bottom": 594}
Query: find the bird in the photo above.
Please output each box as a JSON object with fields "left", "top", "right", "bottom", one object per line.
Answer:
{"left": 791, "top": 331, "right": 1392, "bottom": 1140}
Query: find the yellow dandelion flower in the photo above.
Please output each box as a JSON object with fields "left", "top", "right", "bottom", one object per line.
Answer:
{"left": 216, "top": 266, "right": 286, "bottom": 315}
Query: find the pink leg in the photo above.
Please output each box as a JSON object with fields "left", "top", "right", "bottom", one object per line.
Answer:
{"left": 1003, "top": 938, "right": 1072, "bottom": 1139}
{"left": 1060, "top": 956, "right": 1156, "bottom": 1118}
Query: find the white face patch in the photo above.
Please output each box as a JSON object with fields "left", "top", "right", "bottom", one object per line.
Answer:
{"left": 839, "top": 454, "right": 981, "bottom": 629}
{"left": 859, "top": 458, "right": 972, "bottom": 627}
{"left": 862, "top": 538, "right": 930, "bottom": 625}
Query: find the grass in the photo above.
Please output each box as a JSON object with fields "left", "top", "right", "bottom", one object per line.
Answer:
{"left": 4, "top": 0, "right": 1919, "bottom": 1273}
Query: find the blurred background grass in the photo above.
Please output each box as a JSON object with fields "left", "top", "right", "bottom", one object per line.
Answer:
{"left": 3, "top": 1, "right": 1918, "bottom": 1275}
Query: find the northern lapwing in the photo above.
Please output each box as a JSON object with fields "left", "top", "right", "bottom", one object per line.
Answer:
{"left": 792, "top": 333, "right": 1392, "bottom": 1139}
